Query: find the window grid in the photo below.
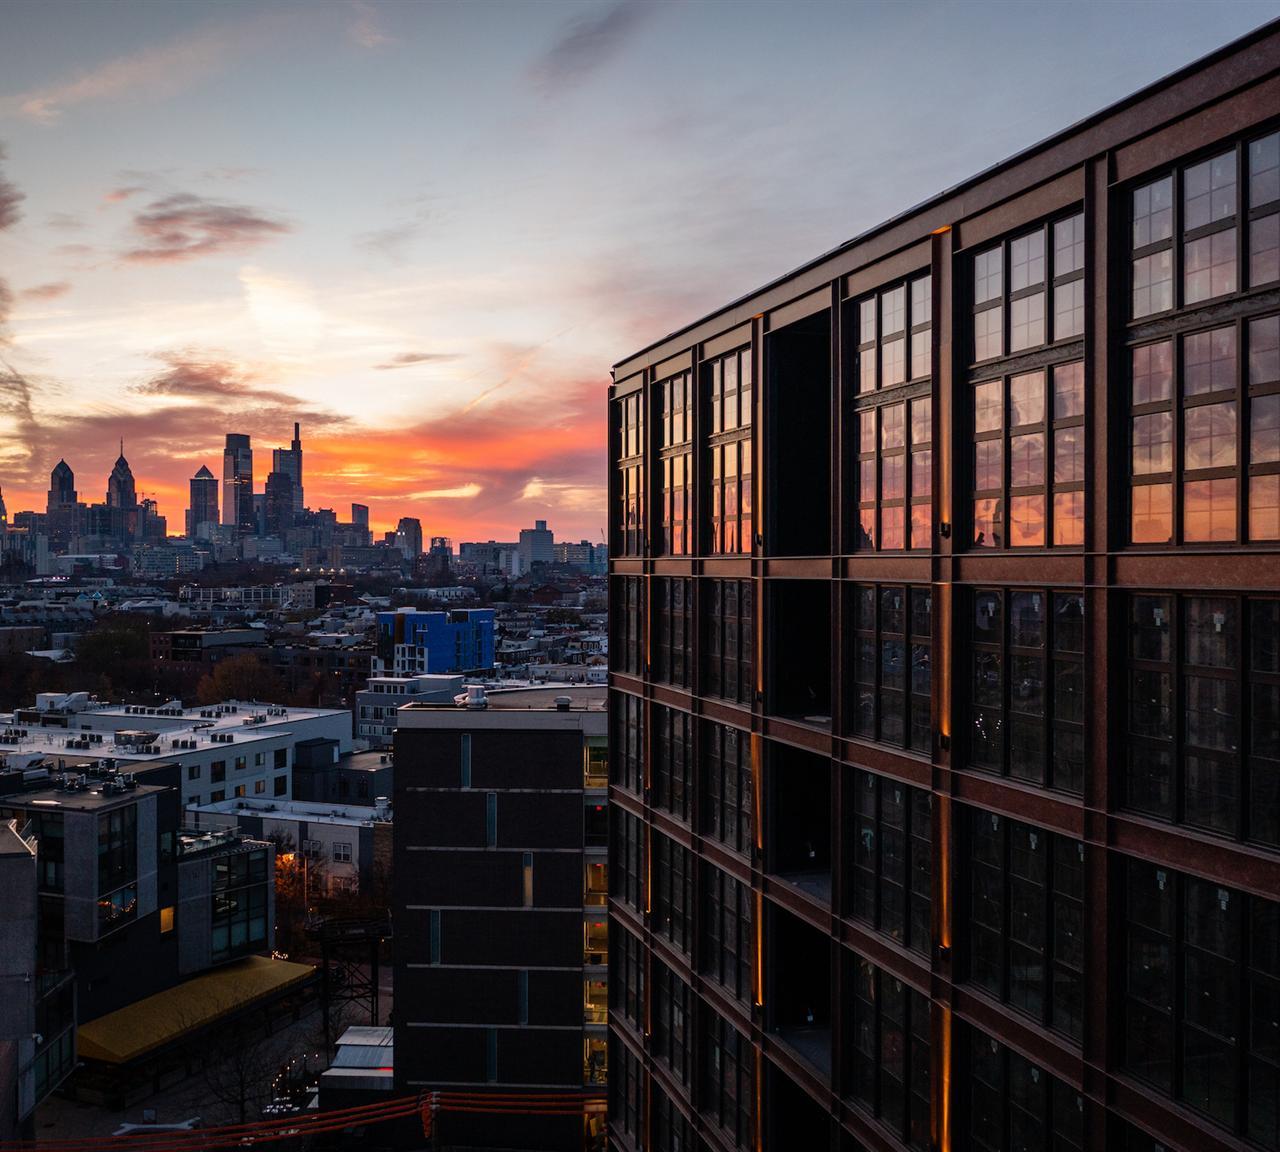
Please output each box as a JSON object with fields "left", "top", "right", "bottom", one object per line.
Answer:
{"left": 1129, "top": 314, "right": 1280, "bottom": 546}
{"left": 855, "top": 394, "right": 933, "bottom": 551}
{"left": 615, "top": 391, "right": 644, "bottom": 556}
{"left": 658, "top": 371, "right": 693, "bottom": 555}
{"left": 1130, "top": 130, "right": 1280, "bottom": 322}
{"left": 653, "top": 705, "right": 692, "bottom": 825}
{"left": 652, "top": 577, "right": 692, "bottom": 688}
{"left": 1122, "top": 858, "right": 1280, "bottom": 1146}
{"left": 848, "top": 768, "right": 933, "bottom": 956}
{"left": 965, "top": 1025, "right": 1086, "bottom": 1152}
{"left": 848, "top": 956, "right": 932, "bottom": 1152}
{"left": 650, "top": 961, "right": 691, "bottom": 1087}
{"left": 701, "top": 862, "right": 753, "bottom": 1003}
{"left": 965, "top": 808, "right": 1085, "bottom": 1043}
{"left": 1126, "top": 593, "right": 1280, "bottom": 848}
{"left": 850, "top": 584, "right": 932, "bottom": 752}
{"left": 971, "top": 212, "right": 1085, "bottom": 365}
{"left": 706, "top": 346, "right": 753, "bottom": 555}
{"left": 701, "top": 1009, "right": 753, "bottom": 1151}
{"left": 652, "top": 832, "right": 692, "bottom": 955}
{"left": 703, "top": 720, "right": 753, "bottom": 857}
{"left": 852, "top": 271, "right": 932, "bottom": 552}
{"left": 969, "top": 588, "right": 1086, "bottom": 794}
{"left": 971, "top": 361, "right": 1085, "bottom": 550}
{"left": 705, "top": 579, "right": 754, "bottom": 707}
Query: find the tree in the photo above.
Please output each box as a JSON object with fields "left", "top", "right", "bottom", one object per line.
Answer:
{"left": 74, "top": 614, "right": 154, "bottom": 696}
{"left": 268, "top": 831, "right": 325, "bottom": 957}
{"left": 196, "top": 652, "right": 288, "bottom": 706}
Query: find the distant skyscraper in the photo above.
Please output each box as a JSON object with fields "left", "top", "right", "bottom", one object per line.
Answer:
{"left": 272, "top": 422, "right": 304, "bottom": 515}
{"left": 351, "top": 503, "right": 369, "bottom": 529}
{"left": 518, "top": 518, "right": 554, "bottom": 571}
{"left": 187, "top": 465, "right": 219, "bottom": 540}
{"left": 264, "top": 471, "right": 295, "bottom": 538}
{"left": 394, "top": 517, "right": 423, "bottom": 560}
{"left": 0, "top": 484, "right": 7, "bottom": 528}
{"left": 47, "top": 459, "right": 76, "bottom": 513}
{"left": 222, "top": 433, "right": 254, "bottom": 536}
{"left": 106, "top": 441, "right": 137, "bottom": 509}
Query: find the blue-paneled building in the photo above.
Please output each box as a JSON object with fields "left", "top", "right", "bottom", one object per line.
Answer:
{"left": 374, "top": 608, "right": 495, "bottom": 675}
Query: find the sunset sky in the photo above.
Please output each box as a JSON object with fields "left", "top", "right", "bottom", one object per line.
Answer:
{"left": 0, "top": 0, "right": 1276, "bottom": 540}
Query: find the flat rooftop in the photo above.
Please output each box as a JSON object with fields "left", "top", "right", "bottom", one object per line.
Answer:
{"left": 0, "top": 697, "right": 349, "bottom": 762}
{"left": 404, "top": 685, "right": 606, "bottom": 712}
{"left": 0, "top": 781, "right": 168, "bottom": 812}
{"left": 190, "top": 796, "right": 388, "bottom": 827}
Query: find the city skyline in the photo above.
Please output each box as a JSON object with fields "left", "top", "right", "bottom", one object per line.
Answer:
{"left": 2, "top": 0, "right": 1277, "bottom": 538}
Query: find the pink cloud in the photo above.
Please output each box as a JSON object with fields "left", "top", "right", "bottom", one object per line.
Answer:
{"left": 122, "top": 193, "right": 290, "bottom": 264}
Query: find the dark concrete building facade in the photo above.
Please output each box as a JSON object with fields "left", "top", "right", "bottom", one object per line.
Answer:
{"left": 608, "top": 24, "right": 1280, "bottom": 1152}
{"left": 393, "top": 686, "right": 608, "bottom": 1150}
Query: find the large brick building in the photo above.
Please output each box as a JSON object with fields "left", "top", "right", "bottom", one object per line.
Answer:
{"left": 608, "top": 23, "right": 1280, "bottom": 1152}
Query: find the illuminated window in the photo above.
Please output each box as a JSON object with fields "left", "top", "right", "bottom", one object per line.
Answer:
{"left": 159, "top": 905, "right": 174, "bottom": 933}
{"left": 1129, "top": 316, "right": 1280, "bottom": 545}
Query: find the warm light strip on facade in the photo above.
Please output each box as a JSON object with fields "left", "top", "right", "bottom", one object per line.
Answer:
{"left": 937, "top": 1005, "right": 952, "bottom": 1152}
{"left": 644, "top": 822, "right": 652, "bottom": 916}
{"left": 750, "top": 733, "right": 764, "bottom": 853}
{"left": 936, "top": 582, "right": 952, "bottom": 741}
{"left": 937, "top": 794, "right": 952, "bottom": 951}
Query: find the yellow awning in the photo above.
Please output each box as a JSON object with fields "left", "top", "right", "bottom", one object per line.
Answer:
{"left": 77, "top": 955, "right": 315, "bottom": 1065}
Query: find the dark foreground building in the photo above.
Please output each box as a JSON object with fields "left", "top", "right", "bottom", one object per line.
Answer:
{"left": 608, "top": 23, "right": 1280, "bottom": 1152}
{"left": 393, "top": 686, "right": 608, "bottom": 1150}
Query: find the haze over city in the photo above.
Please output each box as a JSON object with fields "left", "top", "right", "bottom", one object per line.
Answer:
{"left": 1, "top": 0, "right": 1275, "bottom": 537}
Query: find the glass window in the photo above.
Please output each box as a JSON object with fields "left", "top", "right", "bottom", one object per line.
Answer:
{"left": 971, "top": 363, "right": 1084, "bottom": 550}
{"left": 1130, "top": 320, "right": 1280, "bottom": 545}
{"left": 850, "top": 584, "right": 931, "bottom": 751}
{"left": 849, "top": 770, "right": 932, "bottom": 955}
{"left": 974, "top": 213, "right": 1083, "bottom": 359}
{"left": 701, "top": 862, "right": 752, "bottom": 1003}
{"left": 848, "top": 957, "right": 932, "bottom": 1151}
{"left": 706, "top": 346, "right": 753, "bottom": 555}
{"left": 1126, "top": 593, "right": 1280, "bottom": 848}
{"left": 704, "top": 578, "right": 753, "bottom": 707}
{"left": 614, "top": 390, "right": 644, "bottom": 556}
{"left": 965, "top": 1026, "right": 1085, "bottom": 1152}
{"left": 964, "top": 808, "right": 1084, "bottom": 1042}
{"left": 1122, "top": 858, "right": 1280, "bottom": 1143}
{"left": 968, "top": 588, "right": 1085, "bottom": 793}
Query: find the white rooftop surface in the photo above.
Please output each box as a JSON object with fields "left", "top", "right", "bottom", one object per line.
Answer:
{"left": 190, "top": 796, "right": 388, "bottom": 827}
{"left": 0, "top": 696, "right": 350, "bottom": 762}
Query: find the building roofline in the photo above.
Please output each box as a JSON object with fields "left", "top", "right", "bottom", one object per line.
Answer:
{"left": 612, "top": 15, "right": 1280, "bottom": 374}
